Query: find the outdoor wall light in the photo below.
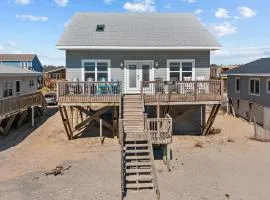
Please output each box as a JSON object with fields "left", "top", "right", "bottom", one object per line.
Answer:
{"left": 155, "top": 61, "right": 159, "bottom": 68}
{"left": 120, "top": 62, "right": 124, "bottom": 69}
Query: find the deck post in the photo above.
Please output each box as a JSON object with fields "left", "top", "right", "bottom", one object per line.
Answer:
{"left": 100, "top": 118, "right": 103, "bottom": 144}
{"left": 31, "top": 106, "right": 35, "bottom": 127}
{"left": 112, "top": 106, "right": 118, "bottom": 138}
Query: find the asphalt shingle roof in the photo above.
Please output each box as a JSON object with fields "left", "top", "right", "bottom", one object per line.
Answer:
{"left": 226, "top": 58, "right": 270, "bottom": 76}
{"left": 57, "top": 12, "right": 220, "bottom": 48}
{"left": 0, "top": 64, "right": 41, "bottom": 77}
{"left": 0, "top": 54, "right": 36, "bottom": 62}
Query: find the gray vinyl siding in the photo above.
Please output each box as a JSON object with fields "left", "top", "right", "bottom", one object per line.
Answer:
{"left": 0, "top": 76, "right": 38, "bottom": 99}
{"left": 228, "top": 75, "right": 270, "bottom": 107}
{"left": 66, "top": 50, "right": 210, "bottom": 83}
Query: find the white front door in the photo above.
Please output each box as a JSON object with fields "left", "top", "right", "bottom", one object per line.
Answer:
{"left": 125, "top": 60, "right": 154, "bottom": 94}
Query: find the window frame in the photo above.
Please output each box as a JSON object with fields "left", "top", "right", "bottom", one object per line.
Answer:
{"left": 266, "top": 79, "right": 270, "bottom": 93}
{"left": 235, "top": 77, "right": 240, "bottom": 93}
{"left": 16, "top": 80, "right": 21, "bottom": 95}
{"left": 167, "top": 59, "right": 195, "bottom": 81}
{"left": 249, "top": 78, "right": 260, "bottom": 96}
{"left": 81, "top": 59, "right": 111, "bottom": 82}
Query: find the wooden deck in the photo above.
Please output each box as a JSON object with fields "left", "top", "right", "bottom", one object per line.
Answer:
{"left": 57, "top": 80, "right": 223, "bottom": 105}
{"left": 141, "top": 80, "right": 224, "bottom": 105}
{"left": 0, "top": 91, "right": 46, "bottom": 120}
{"left": 57, "top": 81, "right": 121, "bottom": 105}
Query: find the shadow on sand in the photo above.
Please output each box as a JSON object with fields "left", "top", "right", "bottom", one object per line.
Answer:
{"left": 0, "top": 107, "right": 58, "bottom": 152}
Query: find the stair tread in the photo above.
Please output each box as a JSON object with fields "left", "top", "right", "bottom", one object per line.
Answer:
{"left": 125, "top": 155, "right": 150, "bottom": 160}
{"left": 126, "top": 161, "right": 151, "bottom": 167}
{"left": 125, "top": 149, "right": 150, "bottom": 154}
{"left": 125, "top": 143, "right": 149, "bottom": 147}
{"left": 126, "top": 168, "right": 152, "bottom": 173}
{"left": 126, "top": 175, "right": 153, "bottom": 182}
{"left": 125, "top": 183, "right": 154, "bottom": 189}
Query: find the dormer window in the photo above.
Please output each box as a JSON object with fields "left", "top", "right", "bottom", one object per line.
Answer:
{"left": 96, "top": 24, "right": 105, "bottom": 32}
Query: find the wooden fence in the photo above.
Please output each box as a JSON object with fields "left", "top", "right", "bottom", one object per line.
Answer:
{"left": 141, "top": 80, "right": 223, "bottom": 103}
{"left": 0, "top": 91, "right": 46, "bottom": 119}
{"left": 146, "top": 114, "right": 173, "bottom": 144}
{"left": 57, "top": 81, "right": 122, "bottom": 103}
{"left": 253, "top": 119, "right": 270, "bottom": 142}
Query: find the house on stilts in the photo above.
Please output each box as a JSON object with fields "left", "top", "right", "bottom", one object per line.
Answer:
{"left": 56, "top": 13, "right": 223, "bottom": 199}
{"left": 0, "top": 64, "right": 46, "bottom": 135}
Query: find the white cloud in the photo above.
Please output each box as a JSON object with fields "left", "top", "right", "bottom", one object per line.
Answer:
{"left": 16, "top": 14, "right": 48, "bottom": 22}
{"left": 6, "top": 40, "right": 17, "bottom": 47}
{"left": 14, "top": 0, "right": 30, "bottom": 5}
{"left": 0, "top": 46, "right": 4, "bottom": 52}
{"left": 54, "top": 0, "right": 68, "bottom": 7}
{"left": 11, "top": 50, "right": 22, "bottom": 54}
{"left": 209, "top": 22, "right": 237, "bottom": 37}
{"left": 215, "top": 8, "right": 229, "bottom": 18}
{"left": 104, "top": 0, "right": 114, "bottom": 5}
{"left": 194, "top": 8, "right": 204, "bottom": 15}
{"left": 212, "top": 46, "right": 270, "bottom": 64}
{"left": 237, "top": 6, "right": 256, "bottom": 18}
{"left": 64, "top": 20, "right": 70, "bottom": 27}
{"left": 123, "top": 0, "right": 155, "bottom": 12}
{"left": 182, "top": 0, "right": 196, "bottom": 3}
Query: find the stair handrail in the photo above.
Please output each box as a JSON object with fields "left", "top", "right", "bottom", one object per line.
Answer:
{"left": 144, "top": 114, "right": 160, "bottom": 200}
{"left": 119, "top": 119, "right": 125, "bottom": 199}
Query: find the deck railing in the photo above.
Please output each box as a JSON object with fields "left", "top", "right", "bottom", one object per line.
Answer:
{"left": 146, "top": 114, "right": 173, "bottom": 144}
{"left": 57, "top": 81, "right": 122, "bottom": 103}
{"left": 0, "top": 91, "right": 46, "bottom": 119}
{"left": 141, "top": 80, "right": 224, "bottom": 103}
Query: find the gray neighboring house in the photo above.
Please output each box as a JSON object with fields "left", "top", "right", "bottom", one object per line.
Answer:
{"left": 0, "top": 64, "right": 41, "bottom": 99}
{"left": 56, "top": 12, "right": 221, "bottom": 134}
{"left": 225, "top": 58, "right": 270, "bottom": 129}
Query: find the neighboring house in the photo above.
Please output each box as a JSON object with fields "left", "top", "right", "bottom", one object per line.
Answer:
{"left": 44, "top": 66, "right": 66, "bottom": 80}
{"left": 0, "top": 64, "right": 46, "bottom": 135}
{"left": 56, "top": 13, "right": 222, "bottom": 134}
{"left": 0, "top": 54, "right": 43, "bottom": 72}
{"left": 211, "top": 64, "right": 239, "bottom": 79}
{"left": 43, "top": 66, "right": 66, "bottom": 89}
{"left": 0, "top": 64, "right": 40, "bottom": 99}
{"left": 225, "top": 58, "right": 270, "bottom": 129}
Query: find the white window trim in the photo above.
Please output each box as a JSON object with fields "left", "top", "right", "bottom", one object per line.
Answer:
{"left": 167, "top": 59, "right": 195, "bottom": 81}
{"left": 266, "top": 79, "right": 270, "bottom": 93}
{"left": 235, "top": 77, "right": 240, "bottom": 93}
{"left": 249, "top": 78, "right": 260, "bottom": 96}
{"left": 81, "top": 59, "right": 111, "bottom": 81}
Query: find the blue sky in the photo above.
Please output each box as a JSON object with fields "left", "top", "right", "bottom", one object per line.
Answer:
{"left": 0, "top": 0, "right": 269, "bottom": 66}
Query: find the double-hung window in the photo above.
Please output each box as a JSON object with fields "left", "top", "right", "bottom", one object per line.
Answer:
{"left": 167, "top": 59, "right": 195, "bottom": 81}
{"left": 235, "top": 77, "right": 240, "bottom": 93}
{"left": 82, "top": 60, "right": 110, "bottom": 81}
{"left": 3, "top": 81, "right": 13, "bottom": 98}
{"left": 249, "top": 78, "right": 260, "bottom": 95}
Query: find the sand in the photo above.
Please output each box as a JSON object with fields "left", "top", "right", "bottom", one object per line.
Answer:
{"left": 0, "top": 107, "right": 270, "bottom": 200}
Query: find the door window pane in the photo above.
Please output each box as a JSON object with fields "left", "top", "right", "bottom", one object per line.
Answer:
{"left": 142, "top": 65, "right": 150, "bottom": 87}
{"left": 129, "top": 65, "right": 137, "bottom": 88}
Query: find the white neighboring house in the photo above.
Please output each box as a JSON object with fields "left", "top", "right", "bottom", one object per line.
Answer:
{"left": 0, "top": 64, "right": 41, "bottom": 99}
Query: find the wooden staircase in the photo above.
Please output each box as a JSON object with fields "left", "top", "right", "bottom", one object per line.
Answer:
{"left": 121, "top": 94, "right": 160, "bottom": 199}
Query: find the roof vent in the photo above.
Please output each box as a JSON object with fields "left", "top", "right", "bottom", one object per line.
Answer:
{"left": 96, "top": 24, "right": 105, "bottom": 32}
